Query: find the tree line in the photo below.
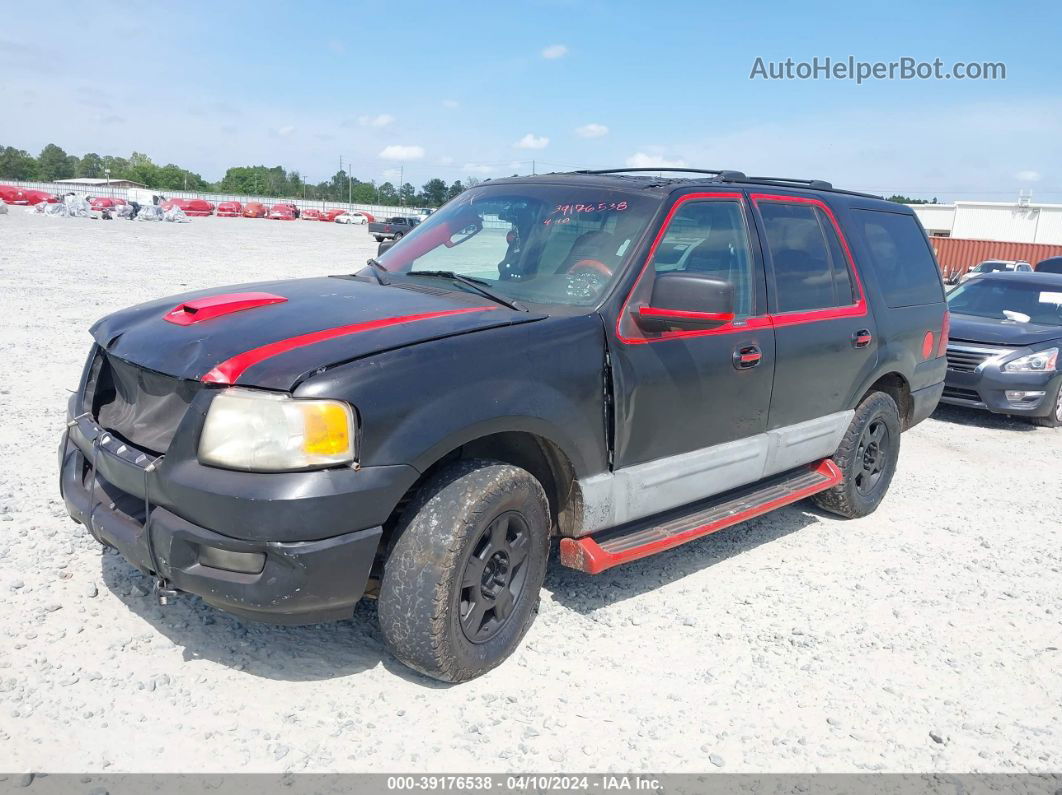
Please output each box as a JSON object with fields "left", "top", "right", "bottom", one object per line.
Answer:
{"left": 0, "top": 143, "right": 476, "bottom": 207}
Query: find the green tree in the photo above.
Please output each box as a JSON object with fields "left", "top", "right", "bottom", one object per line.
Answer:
{"left": 446, "top": 180, "right": 465, "bottom": 201}
{"left": 352, "top": 182, "right": 376, "bottom": 203}
{"left": 377, "top": 182, "right": 397, "bottom": 204}
{"left": 419, "top": 178, "right": 447, "bottom": 207}
{"left": 78, "top": 153, "right": 103, "bottom": 178}
{"left": 398, "top": 182, "right": 415, "bottom": 205}
{"left": 886, "top": 194, "right": 931, "bottom": 205}
{"left": 101, "top": 155, "right": 130, "bottom": 180}
{"left": 37, "top": 143, "right": 75, "bottom": 181}
{"left": 0, "top": 146, "right": 38, "bottom": 179}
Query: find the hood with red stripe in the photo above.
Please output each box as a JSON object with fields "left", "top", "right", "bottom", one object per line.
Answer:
{"left": 90, "top": 276, "right": 541, "bottom": 390}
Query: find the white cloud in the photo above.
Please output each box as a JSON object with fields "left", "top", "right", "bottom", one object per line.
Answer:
{"left": 541, "top": 44, "right": 568, "bottom": 59}
{"left": 359, "top": 113, "right": 395, "bottom": 128}
{"left": 515, "top": 133, "right": 549, "bottom": 150}
{"left": 576, "top": 123, "right": 608, "bottom": 139}
{"left": 378, "top": 145, "right": 425, "bottom": 161}
{"left": 276, "top": 125, "right": 296, "bottom": 137}
{"left": 463, "top": 163, "right": 495, "bottom": 175}
{"left": 441, "top": 99, "right": 459, "bottom": 109}
{"left": 625, "top": 152, "right": 687, "bottom": 168}
{"left": 1015, "top": 169, "right": 1041, "bottom": 182}
{"left": 437, "top": 155, "right": 455, "bottom": 165}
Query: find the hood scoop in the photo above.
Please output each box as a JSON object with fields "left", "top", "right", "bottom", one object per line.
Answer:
{"left": 163, "top": 292, "right": 287, "bottom": 326}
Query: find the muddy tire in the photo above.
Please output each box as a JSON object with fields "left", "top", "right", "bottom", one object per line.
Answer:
{"left": 812, "top": 391, "right": 901, "bottom": 519}
{"left": 378, "top": 459, "right": 550, "bottom": 682}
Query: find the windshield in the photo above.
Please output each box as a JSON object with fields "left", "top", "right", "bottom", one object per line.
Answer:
{"left": 372, "top": 184, "right": 658, "bottom": 306}
{"left": 948, "top": 279, "right": 1062, "bottom": 326}
{"left": 972, "top": 261, "right": 1006, "bottom": 273}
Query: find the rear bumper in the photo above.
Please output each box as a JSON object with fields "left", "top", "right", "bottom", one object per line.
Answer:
{"left": 909, "top": 381, "right": 945, "bottom": 428}
{"left": 58, "top": 405, "right": 414, "bottom": 624}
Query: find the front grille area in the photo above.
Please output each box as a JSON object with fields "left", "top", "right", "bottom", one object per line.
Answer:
{"left": 945, "top": 342, "right": 1013, "bottom": 372}
{"left": 941, "top": 386, "right": 982, "bottom": 402}
{"left": 84, "top": 349, "right": 202, "bottom": 454}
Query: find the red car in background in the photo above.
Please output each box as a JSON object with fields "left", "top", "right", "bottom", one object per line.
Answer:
{"left": 320, "top": 208, "right": 347, "bottom": 222}
{"left": 243, "top": 202, "right": 268, "bottom": 218}
{"left": 216, "top": 201, "right": 243, "bottom": 217}
{"left": 89, "top": 197, "right": 128, "bottom": 212}
{"left": 301, "top": 208, "right": 323, "bottom": 221}
{"left": 161, "top": 198, "right": 215, "bottom": 217}
{"left": 0, "top": 185, "right": 59, "bottom": 205}
{"left": 268, "top": 203, "right": 297, "bottom": 220}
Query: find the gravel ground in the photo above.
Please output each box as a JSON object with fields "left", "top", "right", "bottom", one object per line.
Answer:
{"left": 0, "top": 209, "right": 1059, "bottom": 774}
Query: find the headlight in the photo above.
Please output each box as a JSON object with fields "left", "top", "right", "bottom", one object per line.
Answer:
{"left": 198, "top": 389, "right": 356, "bottom": 471}
{"left": 1003, "top": 347, "right": 1058, "bottom": 373}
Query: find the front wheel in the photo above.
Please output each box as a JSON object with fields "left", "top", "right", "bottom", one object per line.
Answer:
{"left": 378, "top": 459, "right": 550, "bottom": 682}
{"left": 374, "top": 235, "right": 384, "bottom": 242}
{"left": 1030, "top": 379, "right": 1062, "bottom": 428}
{"left": 812, "top": 391, "right": 901, "bottom": 519}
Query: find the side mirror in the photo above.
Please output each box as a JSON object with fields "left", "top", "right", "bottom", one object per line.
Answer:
{"left": 634, "top": 272, "right": 735, "bottom": 333}
{"left": 377, "top": 239, "right": 396, "bottom": 256}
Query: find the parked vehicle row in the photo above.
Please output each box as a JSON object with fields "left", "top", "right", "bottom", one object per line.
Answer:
{"left": 368, "top": 215, "right": 421, "bottom": 241}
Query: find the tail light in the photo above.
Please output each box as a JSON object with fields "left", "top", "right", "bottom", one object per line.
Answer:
{"left": 937, "top": 311, "right": 950, "bottom": 357}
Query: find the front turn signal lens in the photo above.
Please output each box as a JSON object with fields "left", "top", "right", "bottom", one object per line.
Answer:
{"left": 300, "top": 402, "right": 353, "bottom": 455}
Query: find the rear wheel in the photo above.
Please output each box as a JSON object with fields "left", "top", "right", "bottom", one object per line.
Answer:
{"left": 378, "top": 459, "right": 550, "bottom": 682}
{"left": 1030, "top": 379, "right": 1062, "bottom": 428}
{"left": 393, "top": 232, "right": 404, "bottom": 240}
{"left": 812, "top": 391, "right": 901, "bottom": 519}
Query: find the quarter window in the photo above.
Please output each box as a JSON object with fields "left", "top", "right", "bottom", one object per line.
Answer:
{"left": 759, "top": 202, "right": 856, "bottom": 312}
{"left": 856, "top": 210, "right": 944, "bottom": 307}
{"left": 648, "top": 200, "right": 755, "bottom": 316}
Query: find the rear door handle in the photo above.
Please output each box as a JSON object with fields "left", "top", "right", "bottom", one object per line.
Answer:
{"left": 734, "top": 345, "right": 762, "bottom": 369}
{"left": 852, "top": 329, "right": 873, "bottom": 348}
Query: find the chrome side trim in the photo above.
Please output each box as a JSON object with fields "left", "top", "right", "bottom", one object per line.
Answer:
{"left": 576, "top": 410, "right": 853, "bottom": 536}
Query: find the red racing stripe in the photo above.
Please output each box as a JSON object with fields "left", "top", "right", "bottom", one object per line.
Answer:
{"left": 201, "top": 306, "right": 496, "bottom": 385}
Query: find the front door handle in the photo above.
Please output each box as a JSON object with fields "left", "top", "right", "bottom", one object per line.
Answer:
{"left": 853, "top": 329, "right": 873, "bottom": 348}
{"left": 734, "top": 345, "right": 762, "bottom": 369}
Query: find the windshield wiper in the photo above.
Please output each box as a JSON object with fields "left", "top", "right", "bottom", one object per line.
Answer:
{"left": 364, "top": 258, "right": 391, "bottom": 286}
{"left": 408, "top": 271, "right": 527, "bottom": 311}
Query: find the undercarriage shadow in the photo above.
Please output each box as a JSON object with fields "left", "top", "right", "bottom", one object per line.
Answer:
{"left": 930, "top": 403, "right": 1039, "bottom": 431}
{"left": 99, "top": 551, "right": 449, "bottom": 685}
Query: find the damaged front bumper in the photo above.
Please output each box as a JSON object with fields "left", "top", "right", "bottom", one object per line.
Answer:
{"left": 59, "top": 396, "right": 417, "bottom": 625}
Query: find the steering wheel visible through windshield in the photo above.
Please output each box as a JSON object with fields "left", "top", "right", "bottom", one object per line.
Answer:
{"left": 371, "top": 184, "right": 658, "bottom": 307}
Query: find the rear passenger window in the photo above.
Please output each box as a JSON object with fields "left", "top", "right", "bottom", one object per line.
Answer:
{"left": 649, "top": 200, "right": 755, "bottom": 316}
{"left": 759, "top": 202, "right": 856, "bottom": 312}
{"left": 856, "top": 210, "right": 944, "bottom": 307}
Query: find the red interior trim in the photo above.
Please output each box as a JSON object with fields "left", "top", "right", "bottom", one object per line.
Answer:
{"left": 559, "top": 459, "right": 842, "bottom": 574}
{"left": 201, "top": 307, "right": 496, "bottom": 385}
{"left": 637, "top": 307, "right": 735, "bottom": 322}
{"left": 164, "top": 292, "right": 288, "bottom": 326}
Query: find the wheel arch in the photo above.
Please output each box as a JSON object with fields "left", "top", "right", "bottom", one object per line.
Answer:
{"left": 382, "top": 426, "right": 583, "bottom": 552}
{"left": 857, "top": 371, "right": 913, "bottom": 429}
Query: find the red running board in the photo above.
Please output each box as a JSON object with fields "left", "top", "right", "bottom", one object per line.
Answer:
{"left": 559, "top": 459, "right": 842, "bottom": 575}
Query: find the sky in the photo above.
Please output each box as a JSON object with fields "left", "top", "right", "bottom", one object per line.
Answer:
{"left": 2, "top": 0, "right": 1061, "bottom": 201}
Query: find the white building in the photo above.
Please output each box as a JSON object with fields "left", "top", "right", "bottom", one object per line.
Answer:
{"left": 910, "top": 200, "right": 1062, "bottom": 244}
{"left": 53, "top": 177, "right": 147, "bottom": 190}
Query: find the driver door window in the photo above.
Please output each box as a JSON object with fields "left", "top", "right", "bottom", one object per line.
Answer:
{"left": 647, "top": 200, "right": 755, "bottom": 316}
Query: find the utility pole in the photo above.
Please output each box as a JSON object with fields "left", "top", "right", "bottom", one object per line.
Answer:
{"left": 399, "top": 166, "right": 404, "bottom": 205}
{"left": 532, "top": 159, "right": 536, "bottom": 176}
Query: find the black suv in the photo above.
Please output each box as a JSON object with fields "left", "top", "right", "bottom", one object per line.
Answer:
{"left": 59, "top": 169, "right": 947, "bottom": 681}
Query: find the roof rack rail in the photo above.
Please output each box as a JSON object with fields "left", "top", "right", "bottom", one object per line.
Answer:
{"left": 573, "top": 168, "right": 748, "bottom": 180}
{"left": 744, "top": 176, "right": 834, "bottom": 190}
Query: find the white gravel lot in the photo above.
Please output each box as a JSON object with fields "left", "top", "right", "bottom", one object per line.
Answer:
{"left": 0, "top": 209, "right": 1059, "bottom": 774}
